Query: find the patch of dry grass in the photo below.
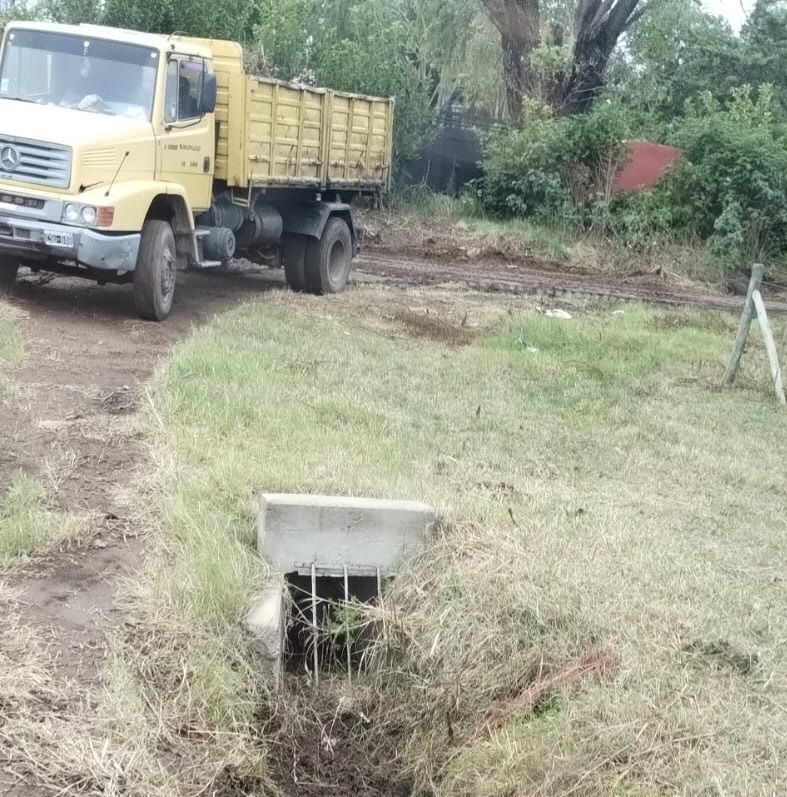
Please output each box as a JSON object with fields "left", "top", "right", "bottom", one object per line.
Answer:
{"left": 358, "top": 197, "right": 573, "bottom": 263}
{"left": 0, "top": 587, "right": 272, "bottom": 797}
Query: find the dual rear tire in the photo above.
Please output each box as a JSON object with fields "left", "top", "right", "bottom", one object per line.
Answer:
{"left": 283, "top": 217, "right": 353, "bottom": 295}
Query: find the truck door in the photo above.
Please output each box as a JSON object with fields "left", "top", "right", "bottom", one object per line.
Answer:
{"left": 156, "top": 56, "right": 214, "bottom": 212}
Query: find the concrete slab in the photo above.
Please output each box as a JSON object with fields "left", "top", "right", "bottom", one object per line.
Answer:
{"left": 258, "top": 493, "right": 434, "bottom": 576}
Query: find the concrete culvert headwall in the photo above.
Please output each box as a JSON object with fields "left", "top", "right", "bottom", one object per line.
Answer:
{"left": 246, "top": 493, "right": 435, "bottom": 688}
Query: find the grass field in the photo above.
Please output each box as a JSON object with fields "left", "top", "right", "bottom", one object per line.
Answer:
{"left": 5, "top": 286, "right": 785, "bottom": 795}
{"left": 108, "top": 286, "right": 786, "bottom": 796}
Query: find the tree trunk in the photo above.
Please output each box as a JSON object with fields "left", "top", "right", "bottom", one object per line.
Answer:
{"left": 556, "top": 0, "right": 643, "bottom": 115}
{"left": 484, "top": 0, "right": 645, "bottom": 119}
{"left": 501, "top": 33, "right": 528, "bottom": 123}
{"left": 558, "top": 45, "right": 608, "bottom": 115}
{"left": 482, "top": 0, "right": 540, "bottom": 124}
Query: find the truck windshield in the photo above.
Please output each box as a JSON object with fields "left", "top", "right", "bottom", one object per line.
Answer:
{"left": 0, "top": 29, "right": 158, "bottom": 120}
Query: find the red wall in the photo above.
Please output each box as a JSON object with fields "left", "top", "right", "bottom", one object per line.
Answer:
{"left": 613, "top": 140, "right": 682, "bottom": 195}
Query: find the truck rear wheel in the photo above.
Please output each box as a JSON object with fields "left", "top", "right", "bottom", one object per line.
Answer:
{"left": 305, "top": 217, "right": 352, "bottom": 294}
{"left": 133, "top": 220, "right": 176, "bottom": 321}
{"left": 0, "top": 256, "right": 18, "bottom": 291}
{"left": 282, "top": 234, "right": 307, "bottom": 292}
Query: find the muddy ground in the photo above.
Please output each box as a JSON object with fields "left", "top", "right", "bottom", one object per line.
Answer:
{"left": 0, "top": 248, "right": 783, "bottom": 796}
{"left": 355, "top": 247, "right": 787, "bottom": 313}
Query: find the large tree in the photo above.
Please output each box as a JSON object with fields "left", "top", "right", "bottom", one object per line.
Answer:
{"left": 481, "top": 0, "right": 646, "bottom": 122}
{"left": 611, "top": 0, "right": 787, "bottom": 128}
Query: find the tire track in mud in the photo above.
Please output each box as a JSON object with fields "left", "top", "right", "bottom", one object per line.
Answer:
{"left": 355, "top": 249, "right": 787, "bottom": 315}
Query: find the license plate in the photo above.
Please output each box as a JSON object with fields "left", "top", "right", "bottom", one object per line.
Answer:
{"left": 44, "top": 231, "right": 74, "bottom": 248}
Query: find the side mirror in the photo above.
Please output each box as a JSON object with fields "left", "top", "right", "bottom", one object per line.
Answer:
{"left": 199, "top": 71, "right": 217, "bottom": 115}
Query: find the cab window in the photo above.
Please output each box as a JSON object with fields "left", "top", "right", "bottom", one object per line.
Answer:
{"left": 164, "top": 58, "right": 202, "bottom": 123}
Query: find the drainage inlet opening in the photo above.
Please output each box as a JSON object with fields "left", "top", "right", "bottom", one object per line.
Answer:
{"left": 284, "top": 568, "right": 386, "bottom": 681}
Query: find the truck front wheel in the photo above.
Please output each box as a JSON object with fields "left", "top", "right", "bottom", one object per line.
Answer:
{"left": 133, "top": 220, "right": 177, "bottom": 321}
{"left": 0, "top": 256, "right": 18, "bottom": 291}
{"left": 305, "top": 217, "right": 352, "bottom": 294}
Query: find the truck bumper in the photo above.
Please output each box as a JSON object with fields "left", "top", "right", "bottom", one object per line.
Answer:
{"left": 0, "top": 213, "right": 140, "bottom": 272}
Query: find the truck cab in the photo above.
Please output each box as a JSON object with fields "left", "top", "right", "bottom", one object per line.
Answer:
{"left": 0, "top": 22, "right": 223, "bottom": 318}
{"left": 0, "top": 22, "right": 392, "bottom": 320}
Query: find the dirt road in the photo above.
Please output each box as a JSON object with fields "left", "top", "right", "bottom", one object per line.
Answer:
{"left": 0, "top": 268, "right": 282, "bottom": 793}
{"left": 355, "top": 247, "right": 787, "bottom": 314}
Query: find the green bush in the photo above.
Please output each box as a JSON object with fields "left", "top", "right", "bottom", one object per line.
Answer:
{"left": 477, "top": 101, "right": 629, "bottom": 223}
{"left": 601, "top": 189, "right": 675, "bottom": 250}
{"left": 663, "top": 87, "right": 787, "bottom": 262}
{"left": 477, "top": 85, "right": 787, "bottom": 269}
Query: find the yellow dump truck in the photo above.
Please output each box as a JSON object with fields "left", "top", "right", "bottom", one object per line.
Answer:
{"left": 0, "top": 22, "right": 394, "bottom": 319}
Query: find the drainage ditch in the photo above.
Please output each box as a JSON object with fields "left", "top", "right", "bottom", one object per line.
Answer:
{"left": 254, "top": 494, "right": 435, "bottom": 797}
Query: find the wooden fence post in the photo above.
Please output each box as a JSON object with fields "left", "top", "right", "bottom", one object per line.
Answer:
{"left": 780, "top": 321, "right": 787, "bottom": 369}
{"left": 752, "top": 290, "right": 787, "bottom": 407}
{"left": 722, "top": 263, "right": 765, "bottom": 385}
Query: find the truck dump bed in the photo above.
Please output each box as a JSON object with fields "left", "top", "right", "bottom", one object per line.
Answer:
{"left": 183, "top": 37, "right": 394, "bottom": 195}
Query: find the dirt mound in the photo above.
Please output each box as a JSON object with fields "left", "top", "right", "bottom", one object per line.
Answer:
{"left": 393, "top": 308, "right": 474, "bottom": 346}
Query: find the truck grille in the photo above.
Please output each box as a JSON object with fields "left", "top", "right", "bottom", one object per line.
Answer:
{"left": 0, "top": 136, "right": 71, "bottom": 189}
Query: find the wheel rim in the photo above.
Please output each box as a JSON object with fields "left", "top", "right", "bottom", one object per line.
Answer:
{"left": 328, "top": 238, "right": 347, "bottom": 284}
{"left": 160, "top": 244, "right": 175, "bottom": 302}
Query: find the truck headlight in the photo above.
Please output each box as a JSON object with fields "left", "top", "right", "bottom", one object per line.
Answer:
{"left": 80, "top": 206, "right": 97, "bottom": 225}
{"left": 62, "top": 203, "right": 105, "bottom": 227}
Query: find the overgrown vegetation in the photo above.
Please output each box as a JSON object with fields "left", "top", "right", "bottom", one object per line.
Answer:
{"left": 470, "top": 83, "right": 787, "bottom": 274}
{"left": 477, "top": 99, "right": 629, "bottom": 222}
{"left": 11, "top": 289, "right": 772, "bottom": 795}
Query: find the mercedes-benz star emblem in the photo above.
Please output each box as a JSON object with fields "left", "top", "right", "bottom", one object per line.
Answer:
{"left": 0, "top": 145, "right": 21, "bottom": 172}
